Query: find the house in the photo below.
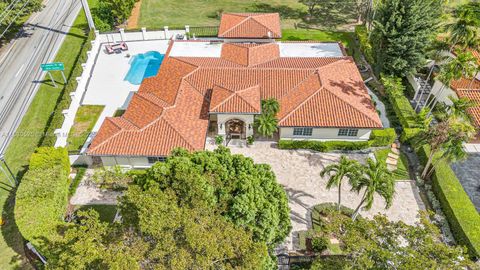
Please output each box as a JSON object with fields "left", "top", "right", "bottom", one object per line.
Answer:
{"left": 86, "top": 13, "right": 383, "bottom": 167}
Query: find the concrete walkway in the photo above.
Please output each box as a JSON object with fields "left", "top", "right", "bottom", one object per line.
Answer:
{"left": 227, "top": 142, "right": 425, "bottom": 250}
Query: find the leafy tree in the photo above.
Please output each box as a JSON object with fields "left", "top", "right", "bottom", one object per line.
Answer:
{"left": 455, "top": 1, "right": 480, "bottom": 28}
{"left": 0, "top": 0, "right": 42, "bottom": 35}
{"left": 48, "top": 189, "right": 269, "bottom": 269}
{"left": 135, "top": 147, "right": 291, "bottom": 248}
{"left": 299, "top": 0, "right": 321, "bottom": 17}
{"left": 448, "top": 96, "right": 477, "bottom": 121}
{"left": 351, "top": 158, "right": 395, "bottom": 220}
{"left": 370, "top": 0, "right": 443, "bottom": 76}
{"left": 320, "top": 156, "right": 361, "bottom": 211}
{"left": 261, "top": 98, "right": 280, "bottom": 116}
{"left": 313, "top": 211, "right": 475, "bottom": 269}
{"left": 91, "top": 0, "right": 138, "bottom": 29}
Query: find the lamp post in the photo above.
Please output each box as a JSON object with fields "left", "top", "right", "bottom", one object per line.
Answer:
{"left": 0, "top": 154, "right": 16, "bottom": 186}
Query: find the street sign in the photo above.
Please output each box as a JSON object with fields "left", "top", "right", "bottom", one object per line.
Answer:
{"left": 41, "top": 62, "right": 64, "bottom": 71}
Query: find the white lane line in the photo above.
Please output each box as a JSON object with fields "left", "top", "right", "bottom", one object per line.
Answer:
{"left": 15, "top": 64, "right": 25, "bottom": 78}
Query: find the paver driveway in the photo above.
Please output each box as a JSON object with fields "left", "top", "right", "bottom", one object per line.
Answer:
{"left": 227, "top": 141, "right": 426, "bottom": 250}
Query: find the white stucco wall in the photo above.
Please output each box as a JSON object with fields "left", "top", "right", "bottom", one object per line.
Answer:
{"left": 279, "top": 127, "right": 372, "bottom": 141}
{"left": 431, "top": 79, "right": 458, "bottom": 106}
{"left": 101, "top": 156, "right": 152, "bottom": 168}
{"left": 216, "top": 114, "right": 255, "bottom": 137}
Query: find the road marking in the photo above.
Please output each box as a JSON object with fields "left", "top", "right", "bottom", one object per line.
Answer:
{"left": 15, "top": 64, "right": 25, "bottom": 78}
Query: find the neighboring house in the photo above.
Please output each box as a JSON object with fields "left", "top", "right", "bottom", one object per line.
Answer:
{"left": 86, "top": 13, "right": 383, "bottom": 167}
{"left": 426, "top": 49, "right": 480, "bottom": 141}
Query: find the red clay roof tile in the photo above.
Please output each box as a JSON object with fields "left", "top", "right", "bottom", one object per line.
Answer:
{"left": 218, "top": 13, "right": 281, "bottom": 39}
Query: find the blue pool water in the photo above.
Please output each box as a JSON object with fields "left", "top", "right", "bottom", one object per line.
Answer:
{"left": 124, "top": 51, "right": 164, "bottom": 85}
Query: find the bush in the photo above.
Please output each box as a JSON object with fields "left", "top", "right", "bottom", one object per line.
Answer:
{"left": 370, "top": 128, "right": 396, "bottom": 146}
{"left": 311, "top": 236, "right": 329, "bottom": 253}
{"left": 29, "top": 147, "right": 70, "bottom": 175}
{"left": 41, "top": 31, "right": 94, "bottom": 146}
{"left": 417, "top": 145, "right": 480, "bottom": 259}
{"left": 354, "top": 25, "right": 374, "bottom": 64}
{"left": 69, "top": 166, "right": 87, "bottom": 197}
{"left": 278, "top": 140, "right": 372, "bottom": 152}
{"left": 215, "top": 135, "right": 224, "bottom": 145}
{"left": 15, "top": 148, "right": 70, "bottom": 257}
{"left": 382, "top": 75, "right": 419, "bottom": 129}
{"left": 400, "top": 128, "right": 422, "bottom": 143}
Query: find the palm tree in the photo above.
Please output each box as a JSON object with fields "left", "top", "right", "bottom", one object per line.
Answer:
{"left": 445, "top": 9, "right": 479, "bottom": 51}
{"left": 448, "top": 96, "right": 477, "bottom": 121}
{"left": 254, "top": 114, "right": 278, "bottom": 137}
{"left": 351, "top": 158, "right": 395, "bottom": 221}
{"left": 426, "top": 51, "right": 477, "bottom": 115}
{"left": 320, "top": 156, "right": 361, "bottom": 211}
{"left": 261, "top": 98, "right": 280, "bottom": 116}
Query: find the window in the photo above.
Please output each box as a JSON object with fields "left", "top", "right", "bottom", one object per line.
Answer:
{"left": 338, "top": 129, "right": 359, "bottom": 137}
{"left": 148, "top": 157, "right": 167, "bottom": 164}
{"left": 293, "top": 127, "right": 313, "bottom": 136}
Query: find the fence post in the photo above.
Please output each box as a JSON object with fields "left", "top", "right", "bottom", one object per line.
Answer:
{"left": 164, "top": 26, "right": 169, "bottom": 39}
{"left": 141, "top": 27, "right": 147, "bottom": 40}
{"left": 185, "top": 25, "right": 190, "bottom": 33}
{"left": 119, "top": 28, "right": 126, "bottom": 41}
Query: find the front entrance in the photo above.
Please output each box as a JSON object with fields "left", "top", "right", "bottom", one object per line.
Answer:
{"left": 226, "top": 119, "right": 246, "bottom": 140}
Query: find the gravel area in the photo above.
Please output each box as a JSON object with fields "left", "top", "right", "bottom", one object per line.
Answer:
{"left": 70, "top": 169, "right": 121, "bottom": 205}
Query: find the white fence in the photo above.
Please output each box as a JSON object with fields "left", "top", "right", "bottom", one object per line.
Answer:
{"left": 54, "top": 27, "right": 188, "bottom": 151}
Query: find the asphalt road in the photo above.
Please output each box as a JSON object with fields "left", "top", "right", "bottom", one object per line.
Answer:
{"left": 0, "top": 0, "right": 81, "bottom": 154}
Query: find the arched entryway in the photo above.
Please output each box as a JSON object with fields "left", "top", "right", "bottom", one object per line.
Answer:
{"left": 226, "top": 119, "right": 246, "bottom": 139}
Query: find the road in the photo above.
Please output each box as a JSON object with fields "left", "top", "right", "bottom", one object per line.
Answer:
{"left": 0, "top": 0, "right": 82, "bottom": 154}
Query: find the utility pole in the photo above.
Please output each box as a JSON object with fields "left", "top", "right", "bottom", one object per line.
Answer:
{"left": 80, "top": 0, "right": 95, "bottom": 31}
{"left": 0, "top": 154, "right": 16, "bottom": 186}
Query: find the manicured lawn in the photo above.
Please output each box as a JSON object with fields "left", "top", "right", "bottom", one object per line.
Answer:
{"left": 375, "top": 149, "right": 410, "bottom": 180}
{"left": 0, "top": 1, "right": 97, "bottom": 268}
{"left": 75, "top": 204, "right": 118, "bottom": 223}
{"left": 281, "top": 29, "right": 354, "bottom": 48}
{"left": 67, "top": 105, "right": 104, "bottom": 152}
{"left": 138, "top": 0, "right": 305, "bottom": 28}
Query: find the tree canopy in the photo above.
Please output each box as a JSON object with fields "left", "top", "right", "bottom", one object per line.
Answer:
{"left": 370, "top": 0, "right": 443, "bottom": 76}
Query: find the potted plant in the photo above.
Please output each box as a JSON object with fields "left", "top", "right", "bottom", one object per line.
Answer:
{"left": 215, "top": 135, "right": 224, "bottom": 146}
{"left": 247, "top": 135, "right": 255, "bottom": 146}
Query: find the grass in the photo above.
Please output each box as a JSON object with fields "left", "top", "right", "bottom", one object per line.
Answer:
{"left": 374, "top": 149, "right": 410, "bottom": 180}
{"left": 75, "top": 204, "right": 118, "bottom": 223}
{"left": 281, "top": 29, "right": 353, "bottom": 47}
{"left": 138, "top": 0, "right": 305, "bottom": 29}
{"left": 69, "top": 166, "right": 87, "bottom": 197}
{"left": 67, "top": 105, "right": 104, "bottom": 152}
{"left": 0, "top": 1, "right": 96, "bottom": 268}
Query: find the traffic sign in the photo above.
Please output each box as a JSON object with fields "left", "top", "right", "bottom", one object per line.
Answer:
{"left": 41, "top": 62, "right": 64, "bottom": 71}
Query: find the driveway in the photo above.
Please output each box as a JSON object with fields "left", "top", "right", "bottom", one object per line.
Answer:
{"left": 227, "top": 142, "right": 425, "bottom": 250}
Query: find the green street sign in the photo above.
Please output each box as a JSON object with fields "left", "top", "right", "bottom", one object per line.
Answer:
{"left": 41, "top": 62, "right": 64, "bottom": 71}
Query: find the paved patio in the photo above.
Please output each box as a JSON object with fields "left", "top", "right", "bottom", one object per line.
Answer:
{"left": 451, "top": 153, "right": 480, "bottom": 212}
{"left": 225, "top": 142, "right": 425, "bottom": 250}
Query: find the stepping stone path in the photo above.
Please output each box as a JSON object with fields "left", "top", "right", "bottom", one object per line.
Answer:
{"left": 386, "top": 143, "right": 401, "bottom": 171}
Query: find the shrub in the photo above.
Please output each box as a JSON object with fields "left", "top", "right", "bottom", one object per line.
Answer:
{"left": 29, "top": 147, "right": 70, "bottom": 175}
{"left": 354, "top": 25, "right": 374, "bottom": 64}
{"left": 417, "top": 145, "right": 480, "bottom": 259}
{"left": 69, "top": 166, "right": 87, "bottom": 197}
{"left": 400, "top": 128, "right": 422, "bottom": 143}
{"left": 247, "top": 135, "right": 255, "bottom": 145}
{"left": 15, "top": 166, "right": 69, "bottom": 256}
{"left": 215, "top": 135, "right": 224, "bottom": 145}
{"left": 278, "top": 140, "right": 372, "bottom": 152}
{"left": 382, "top": 75, "right": 419, "bottom": 129}
{"left": 370, "top": 128, "right": 396, "bottom": 146}
{"left": 311, "top": 236, "right": 329, "bottom": 253}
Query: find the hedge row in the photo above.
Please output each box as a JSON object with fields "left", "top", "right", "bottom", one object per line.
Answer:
{"left": 370, "top": 128, "right": 396, "bottom": 146}
{"left": 15, "top": 147, "right": 70, "bottom": 255}
{"left": 354, "top": 25, "right": 374, "bottom": 65}
{"left": 417, "top": 145, "right": 480, "bottom": 259}
{"left": 278, "top": 140, "right": 372, "bottom": 152}
{"left": 41, "top": 31, "right": 94, "bottom": 146}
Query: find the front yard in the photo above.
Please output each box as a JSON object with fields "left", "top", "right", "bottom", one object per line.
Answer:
{"left": 227, "top": 142, "right": 425, "bottom": 250}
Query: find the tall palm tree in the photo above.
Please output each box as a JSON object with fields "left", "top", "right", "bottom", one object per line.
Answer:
{"left": 445, "top": 9, "right": 479, "bottom": 51}
{"left": 254, "top": 114, "right": 278, "bottom": 137}
{"left": 261, "top": 98, "right": 280, "bottom": 116}
{"left": 320, "top": 156, "right": 361, "bottom": 211}
{"left": 351, "top": 158, "right": 395, "bottom": 221}
{"left": 448, "top": 96, "right": 477, "bottom": 121}
{"left": 426, "top": 51, "right": 477, "bottom": 115}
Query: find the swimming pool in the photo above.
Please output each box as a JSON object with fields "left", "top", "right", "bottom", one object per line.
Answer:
{"left": 124, "top": 51, "right": 164, "bottom": 85}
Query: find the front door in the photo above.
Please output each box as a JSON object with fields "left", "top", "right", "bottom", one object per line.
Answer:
{"left": 226, "top": 119, "right": 245, "bottom": 139}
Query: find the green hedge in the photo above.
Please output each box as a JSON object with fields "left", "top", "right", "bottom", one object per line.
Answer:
{"left": 278, "top": 140, "right": 372, "bottom": 152}
{"left": 417, "top": 145, "right": 480, "bottom": 259}
{"left": 15, "top": 147, "right": 70, "bottom": 255}
{"left": 354, "top": 25, "right": 374, "bottom": 64}
{"left": 41, "top": 31, "right": 94, "bottom": 146}
{"left": 370, "top": 128, "right": 396, "bottom": 146}
{"left": 400, "top": 128, "right": 422, "bottom": 143}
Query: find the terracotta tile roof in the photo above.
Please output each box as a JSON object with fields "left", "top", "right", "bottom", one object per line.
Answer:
{"left": 210, "top": 85, "right": 261, "bottom": 113}
{"left": 456, "top": 90, "right": 480, "bottom": 127}
{"left": 88, "top": 42, "right": 382, "bottom": 157}
{"left": 218, "top": 13, "right": 281, "bottom": 39}
{"left": 221, "top": 43, "right": 280, "bottom": 66}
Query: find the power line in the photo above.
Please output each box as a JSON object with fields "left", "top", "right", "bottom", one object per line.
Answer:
{"left": 0, "top": 0, "right": 24, "bottom": 25}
